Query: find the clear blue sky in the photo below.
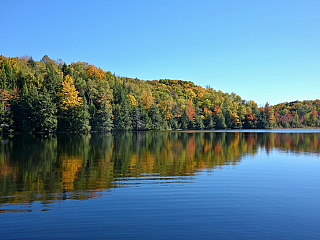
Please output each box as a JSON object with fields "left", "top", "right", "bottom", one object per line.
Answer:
{"left": 1, "top": 0, "right": 319, "bottom": 106}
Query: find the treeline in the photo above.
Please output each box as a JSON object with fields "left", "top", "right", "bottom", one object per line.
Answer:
{"left": 273, "top": 100, "right": 320, "bottom": 128}
{"left": 0, "top": 55, "right": 319, "bottom": 133}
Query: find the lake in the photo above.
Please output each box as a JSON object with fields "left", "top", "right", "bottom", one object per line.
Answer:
{"left": 1, "top": 130, "right": 320, "bottom": 239}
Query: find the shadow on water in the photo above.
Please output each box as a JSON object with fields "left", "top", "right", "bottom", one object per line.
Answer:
{"left": 1, "top": 131, "right": 320, "bottom": 211}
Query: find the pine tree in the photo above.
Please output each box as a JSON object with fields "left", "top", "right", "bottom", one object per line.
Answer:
{"left": 35, "top": 88, "right": 58, "bottom": 132}
{"left": 90, "top": 101, "right": 113, "bottom": 131}
{"left": 180, "top": 110, "right": 189, "bottom": 130}
{"left": 168, "top": 117, "right": 179, "bottom": 130}
{"left": 0, "top": 101, "right": 11, "bottom": 134}
{"left": 223, "top": 109, "right": 232, "bottom": 129}
{"left": 257, "top": 110, "right": 268, "bottom": 129}
{"left": 20, "top": 87, "right": 59, "bottom": 133}
{"left": 112, "top": 79, "right": 132, "bottom": 131}
{"left": 0, "top": 89, "right": 13, "bottom": 133}
{"left": 215, "top": 112, "right": 227, "bottom": 129}
{"left": 44, "top": 63, "right": 63, "bottom": 97}
{"left": 140, "top": 105, "right": 152, "bottom": 130}
{"left": 21, "top": 84, "right": 36, "bottom": 132}
{"left": 204, "top": 113, "right": 215, "bottom": 129}
{"left": 194, "top": 114, "right": 204, "bottom": 130}
{"left": 149, "top": 104, "right": 166, "bottom": 130}
{"left": 132, "top": 106, "right": 144, "bottom": 130}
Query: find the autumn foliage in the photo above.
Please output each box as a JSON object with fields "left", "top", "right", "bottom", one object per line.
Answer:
{"left": 58, "top": 75, "right": 83, "bottom": 110}
{"left": 0, "top": 54, "right": 320, "bottom": 133}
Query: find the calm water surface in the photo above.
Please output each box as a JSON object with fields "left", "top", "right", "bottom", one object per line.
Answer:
{"left": 1, "top": 130, "right": 320, "bottom": 239}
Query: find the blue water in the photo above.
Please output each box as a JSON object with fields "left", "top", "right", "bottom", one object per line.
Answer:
{"left": 1, "top": 131, "right": 320, "bottom": 239}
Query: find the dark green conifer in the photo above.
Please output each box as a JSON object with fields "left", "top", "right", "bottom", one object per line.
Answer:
{"left": 194, "top": 114, "right": 204, "bottom": 130}
{"left": 149, "top": 104, "right": 166, "bottom": 130}
{"left": 180, "top": 110, "right": 189, "bottom": 130}
{"left": 215, "top": 112, "right": 227, "bottom": 129}
{"left": 90, "top": 102, "right": 113, "bottom": 131}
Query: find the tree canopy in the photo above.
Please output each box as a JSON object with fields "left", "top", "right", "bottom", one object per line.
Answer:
{"left": 0, "top": 54, "right": 319, "bottom": 133}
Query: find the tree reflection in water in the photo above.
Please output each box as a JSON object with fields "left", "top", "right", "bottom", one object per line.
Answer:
{"left": 0, "top": 131, "right": 319, "bottom": 210}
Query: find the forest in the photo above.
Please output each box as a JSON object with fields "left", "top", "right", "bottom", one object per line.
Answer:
{"left": 0, "top": 54, "right": 319, "bottom": 133}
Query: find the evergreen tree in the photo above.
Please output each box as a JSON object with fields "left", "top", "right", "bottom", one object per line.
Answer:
{"left": 0, "top": 89, "right": 13, "bottom": 134}
{"left": 33, "top": 88, "right": 58, "bottom": 132}
{"left": 16, "top": 70, "right": 25, "bottom": 90}
{"left": 44, "top": 63, "right": 63, "bottom": 97}
{"left": 112, "top": 79, "right": 132, "bottom": 131}
{"left": 223, "top": 109, "right": 232, "bottom": 129}
{"left": 0, "top": 101, "right": 12, "bottom": 134}
{"left": 180, "top": 110, "right": 189, "bottom": 130}
{"left": 12, "top": 85, "right": 58, "bottom": 132}
{"left": 58, "top": 105, "right": 90, "bottom": 132}
{"left": 62, "top": 63, "right": 71, "bottom": 77}
{"left": 194, "top": 114, "right": 204, "bottom": 130}
{"left": 188, "top": 117, "right": 195, "bottom": 129}
{"left": 204, "top": 113, "right": 215, "bottom": 129}
{"left": 90, "top": 102, "right": 113, "bottom": 131}
{"left": 113, "top": 100, "right": 132, "bottom": 131}
{"left": 215, "top": 112, "right": 227, "bottom": 129}
{"left": 2, "top": 64, "right": 15, "bottom": 89}
{"left": 20, "top": 84, "right": 36, "bottom": 132}
{"left": 257, "top": 110, "right": 268, "bottom": 129}
{"left": 168, "top": 117, "right": 179, "bottom": 130}
{"left": 27, "top": 57, "right": 36, "bottom": 69}
{"left": 113, "top": 100, "right": 132, "bottom": 130}
{"left": 132, "top": 106, "right": 144, "bottom": 130}
{"left": 149, "top": 104, "right": 166, "bottom": 130}
{"left": 140, "top": 105, "right": 152, "bottom": 130}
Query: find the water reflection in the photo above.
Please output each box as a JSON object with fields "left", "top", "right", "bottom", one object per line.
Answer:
{"left": 1, "top": 131, "right": 320, "bottom": 211}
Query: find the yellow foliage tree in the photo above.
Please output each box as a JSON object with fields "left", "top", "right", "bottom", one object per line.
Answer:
{"left": 158, "top": 100, "right": 173, "bottom": 120}
{"left": 86, "top": 65, "right": 106, "bottom": 81}
{"left": 58, "top": 75, "right": 83, "bottom": 110}
{"left": 230, "top": 102, "right": 240, "bottom": 126}
{"left": 140, "top": 89, "right": 154, "bottom": 109}
{"left": 127, "top": 93, "right": 138, "bottom": 107}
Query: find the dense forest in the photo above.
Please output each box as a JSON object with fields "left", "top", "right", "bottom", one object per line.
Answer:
{"left": 0, "top": 55, "right": 319, "bottom": 133}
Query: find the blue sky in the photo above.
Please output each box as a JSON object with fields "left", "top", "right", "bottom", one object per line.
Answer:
{"left": 1, "top": 0, "right": 319, "bottom": 106}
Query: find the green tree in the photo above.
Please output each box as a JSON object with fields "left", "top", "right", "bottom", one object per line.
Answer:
{"left": 291, "top": 112, "right": 300, "bottom": 128}
{"left": 112, "top": 79, "right": 132, "bottom": 131}
{"left": 44, "top": 63, "right": 63, "bottom": 97}
{"left": 257, "top": 110, "right": 268, "bottom": 129}
{"left": 214, "top": 112, "right": 226, "bottom": 129}
{"left": 90, "top": 102, "right": 113, "bottom": 131}
{"left": 33, "top": 88, "right": 58, "bottom": 132}
{"left": 194, "top": 114, "right": 204, "bottom": 130}
{"left": 132, "top": 106, "right": 144, "bottom": 131}
{"left": 168, "top": 117, "right": 179, "bottom": 130}
{"left": 180, "top": 110, "right": 189, "bottom": 130}
{"left": 149, "top": 104, "right": 166, "bottom": 130}
{"left": 0, "top": 67, "right": 8, "bottom": 89}
{"left": 58, "top": 75, "right": 90, "bottom": 132}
